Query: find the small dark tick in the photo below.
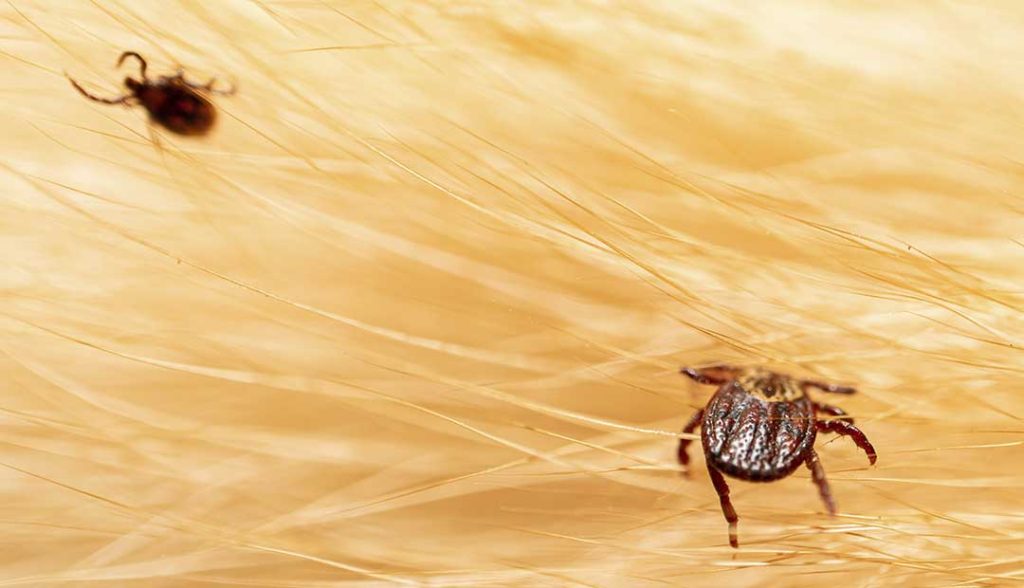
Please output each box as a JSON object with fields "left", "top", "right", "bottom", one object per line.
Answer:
{"left": 67, "top": 52, "right": 235, "bottom": 136}
{"left": 677, "top": 365, "right": 877, "bottom": 548}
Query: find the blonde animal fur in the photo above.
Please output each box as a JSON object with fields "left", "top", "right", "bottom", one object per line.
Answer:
{"left": 2, "top": 1, "right": 1022, "bottom": 586}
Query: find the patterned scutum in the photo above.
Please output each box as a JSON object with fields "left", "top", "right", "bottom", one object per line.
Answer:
{"left": 701, "top": 381, "right": 816, "bottom": 481}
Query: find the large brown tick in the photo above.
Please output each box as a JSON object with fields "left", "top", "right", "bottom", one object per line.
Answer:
{"left": 677, "top": 365, "right": 877, "bottom": 548}
{"left": 68, "top": 52, "right": 235, "bottom": 136}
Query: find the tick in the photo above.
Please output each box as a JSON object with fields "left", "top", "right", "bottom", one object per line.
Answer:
{"left": 677, "top": 365, "right": 877, "bottom": 548}
{"left": 67, "top": 51, "right": 235, "bottom": 136}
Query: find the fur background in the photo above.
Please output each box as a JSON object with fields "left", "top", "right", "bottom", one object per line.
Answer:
{"left": 2, "top": 1, "right": 1022, "bottom": 586}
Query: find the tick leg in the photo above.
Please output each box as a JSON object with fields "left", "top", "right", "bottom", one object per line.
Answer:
{"left": 813, "top": 401, "right": 853, "bottom": 424}
{"left": 681, "top": 365, "right": 739, "bottom": 386}
{"left": 117, "top": 51, "right": 148, "bottom": 80}
{"left": 801, "top": 379, "right": 856, "bottom": 395}
{"left": 67, "top": 77, "right": 132, "bottom": 105}
{"left": 805, "top": 449, "right": 836, "bottom": 515}
{"left": 706, "top": 463, "right": 739, "bottom": 548}
{"left": 816, "top": 419, "right": 877, "bottom": 465}
{"left": 200, "top": 77, "right": 237, "bottom": 96}
{"left": 174, "top": 67, "right": 237, "bottom": 95}
{"left": 677, "top": 408, "right": 703, "bottom": 472}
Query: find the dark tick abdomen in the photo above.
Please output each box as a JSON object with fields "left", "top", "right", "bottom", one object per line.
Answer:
{"left": 141, "top": 84, "right": 216, "bottom": 136}
{"left": 701, "top": 382, "right": 816, "bottom": 482}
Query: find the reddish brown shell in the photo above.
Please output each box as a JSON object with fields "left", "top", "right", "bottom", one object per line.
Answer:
{"left": 136, "top": 81, "right": 216, "bottom": 136}
{"left": 701, "top": 381, "right": 816, "bottom": 481}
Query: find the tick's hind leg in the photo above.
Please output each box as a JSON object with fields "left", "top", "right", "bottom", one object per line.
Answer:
{"left": 67, "top": 77, "right": 132, "bottom": 105}
{"left": 813, "top": 401, "right": 853, "bottom": 423}
{"left": 706, "top": 463, "right": 739, "bottom": 548}
{"left": 817, "top": 419, "right": 877, "bottom": 464}
{"left": 805, "top": 449, "right": 836, "bottom": 515}
{"left": 677, "top": 408, "right": 703, "bottom": 474}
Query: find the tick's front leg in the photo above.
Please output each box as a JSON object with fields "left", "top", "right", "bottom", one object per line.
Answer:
{"left": 196, "top": 76, "right": 237, "bottom": 95}
{"left": 67, "top": 77, "right": 132, "bottom": 105}
{"left": 677, "top": 408, "right": 703, "bottom": 474}
{"left": 170, "top": 66, "right": 237, "bottom": 96}
{"left": 817, "top": 420, "right": 877, "bottom": 464}
{"left": 681, "top": 365, "right": 740, "bottom": 385}
{"left": 706, "top": 463, "right": 739, "bottom": 548}
{"left": 801, "top": 379, "right": 856, "bottom": 395}
{"left": 804, "top": 449, "right": 836, "bottom": 515}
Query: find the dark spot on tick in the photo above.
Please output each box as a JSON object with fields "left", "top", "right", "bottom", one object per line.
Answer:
{"left": 677, "top": 365, "right": 877, "bottom": 548}
{"left": 67, "top": 51, "right": 236, "bottom": 136}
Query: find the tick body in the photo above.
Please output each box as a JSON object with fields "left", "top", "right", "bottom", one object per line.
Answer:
{"left": 677, "top": 365, "right": 877, "bottom": 548}
{"left": 68, "top": 52, "right": 235, "bottom": 136}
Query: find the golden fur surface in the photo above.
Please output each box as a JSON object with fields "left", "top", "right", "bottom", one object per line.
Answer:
{"left": 2, "top": 1, "right": 1023, "bottom": 586}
